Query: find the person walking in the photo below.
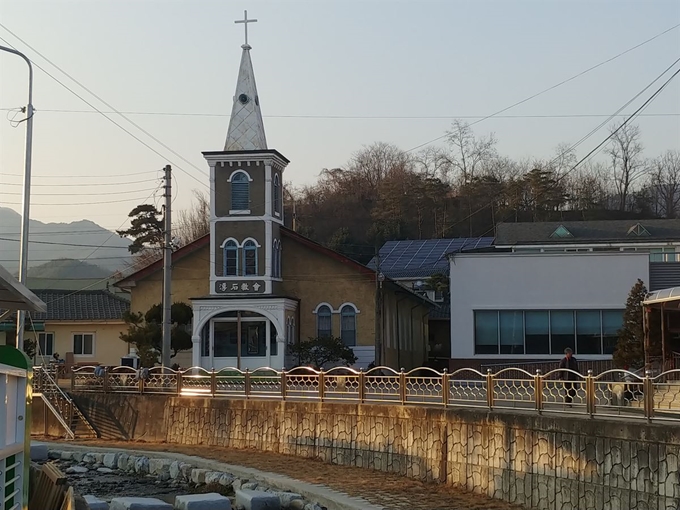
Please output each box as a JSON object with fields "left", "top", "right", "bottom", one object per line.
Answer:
{"left": 559, "top": 347, "right": 579, "bottom": 405}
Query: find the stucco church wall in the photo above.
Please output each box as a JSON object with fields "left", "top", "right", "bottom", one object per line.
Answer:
{"left": 280, "top": 236, "right": 376, "bottom": 346}
{"left": 129, "top": 244, "right": 211, "bottom": 315}
{"left": 34, "top": 395, "right": 679, "bottom": 510}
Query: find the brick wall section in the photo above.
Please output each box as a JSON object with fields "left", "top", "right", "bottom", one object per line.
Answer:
{"left": 34, "top": 395, "right": 680, "bottom": 510}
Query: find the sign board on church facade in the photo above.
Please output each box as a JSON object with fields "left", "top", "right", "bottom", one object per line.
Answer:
{"left": 214, "top": 280, "right": 266, "bottom": 294}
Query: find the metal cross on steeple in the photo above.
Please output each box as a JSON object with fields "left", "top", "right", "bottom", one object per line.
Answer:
{"left": 235, "top": 10, "right": 258, "bottom": 46}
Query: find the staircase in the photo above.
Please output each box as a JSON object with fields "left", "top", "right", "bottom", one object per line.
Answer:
{"left": 33, "top": 366, "right": 99, "bottom": 440}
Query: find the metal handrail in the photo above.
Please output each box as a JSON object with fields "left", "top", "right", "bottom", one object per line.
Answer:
{"left": 66, "top": 364, "right": 680, "bottom": 423}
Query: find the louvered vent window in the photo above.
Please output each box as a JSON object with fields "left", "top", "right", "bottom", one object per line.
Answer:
{"left": 231, "top": 172, "right": 250, "bottom": 211}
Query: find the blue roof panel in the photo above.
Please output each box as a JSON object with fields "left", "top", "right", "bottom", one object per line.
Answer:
{"left": 366, "top": 237, "right": 494, "bottom": 277}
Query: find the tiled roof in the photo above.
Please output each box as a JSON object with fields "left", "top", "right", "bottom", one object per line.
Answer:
{"left": 21, "top": 290, "right": 129, "bottom": 321}
{"left": 495, "top": 220, "right": 680, "bottom": 245}
{"left": 429, "top": 295, "right": 450, "bottom": 320}
{"left": 368, "top": 238, "right": 494, "bottom": 279}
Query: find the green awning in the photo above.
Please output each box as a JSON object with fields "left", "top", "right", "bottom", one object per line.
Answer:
{"left": 0, "top": 321, "right": 44, "bottom": 332}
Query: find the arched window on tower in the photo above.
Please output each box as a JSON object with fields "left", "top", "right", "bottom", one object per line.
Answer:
{"left": 231, "top": 172, "right": 250, "bottom": 211}
{"left": 273, "top": 174, "right": 281, "bottom": 215}
{"left": 316, "top": 305, "right": 332, "bottom": 339}
{"left": 223, "top": 240, "right": 238, "bottom": 276}
{"left": 340, "top": 305, "right": 357, "bottom": 347}
{"left": 243, "top": 239, "right": 258, "bottom": 275}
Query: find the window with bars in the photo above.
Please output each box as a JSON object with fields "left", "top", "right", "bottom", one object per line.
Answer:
{"left": 340, "top": 305, "right": 357, "bottom": 347}
{"left": 243, "top": 240, "right": 258, "bottom": 275}
{"left": 231, "top": 172, "right": 250, "bottom": 211}
{"left": 223, "top": 240, "right": 238, "bottom": 276}
{"left": 316, "top": 305, "right": 332, "bottom": 338}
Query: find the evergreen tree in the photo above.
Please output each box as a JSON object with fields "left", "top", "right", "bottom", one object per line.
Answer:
{"left": 613, "top": 279, "right": 661, "bottom": 368}
{"left": 117, "top": 204, "right": 164, "bottom": 254}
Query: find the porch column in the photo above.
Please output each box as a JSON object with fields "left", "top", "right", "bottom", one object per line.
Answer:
{"left": 191, "top": 335, "right": 201, "bottom": 367}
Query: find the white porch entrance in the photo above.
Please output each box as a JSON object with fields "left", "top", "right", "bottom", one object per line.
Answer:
{"left": 191, "top": 297, "right": 297, "bottom": 370}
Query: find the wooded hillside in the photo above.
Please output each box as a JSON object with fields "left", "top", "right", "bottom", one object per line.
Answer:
{"left": 285, "top": 121, "right": 680, "bottom": 263}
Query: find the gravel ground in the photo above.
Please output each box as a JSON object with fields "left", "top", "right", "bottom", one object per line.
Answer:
{"left": 43, "top": 438, "right": 526, "bottom": 510}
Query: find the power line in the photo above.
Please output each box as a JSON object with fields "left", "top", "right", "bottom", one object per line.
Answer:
{"left": 0, "top": 195, "right": 159, "bottom": 206}
{"left": 0, "top": 30, "right": 210, "bottom": 192}
{"left": 0, "top": 187, "right": 158, "bottom": 196}
{"left": 0, "top": 107, "right": 677, "bottom": 119}
{"left": 0, "top": 171, "right": 159, "bottom": 179}
{"left": 0, "top": 236, "right": 131, "bottom": 249}
{"left": 404, "top": 23, "right": 680, "bottom": 153}
{"left": 0, "top": 178, "right": 160, "bottom": 186}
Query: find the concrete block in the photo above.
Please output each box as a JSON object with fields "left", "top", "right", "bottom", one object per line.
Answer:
{"left": 84, "top": 495, "right": 109, "bottom": 510}
{"left": 235, "top": 490, "right": 280, "bottom": 510}
{"left": 103, "top": 452, "right": 120, "bottom": 468}
{"left": 60, "top": 451, "right": 73, "bottom": 461}
{"left": 191, "top": 468, "right": 209, "bottom": 484}
{"left": 83, "top": 453, "right": 97, "bottom": 464}
{"left": 97, "top": 467, "right": 114, "bottom": 474}
{"left": 218, "top": 474, "right": 235, "bottom": 487}
{"left": 174, "top": 493, "right": 232, "bottom": 510}
{"left": 110, "top": 497, "right": 173, "bottom": 510}
{"left": 30, "top": 443, "right": 48, "bottom": 461}
{"left": 72, "top": 452, "right": 85, "bottom": 462}
{"left": 241, "top": 482, "right": 258, "bottom": 491}
{"left": 47, "top": 449, "right": 61, "bottom": 460}
{"left": 179, "top": 463, "right": 194, "bottom": 481}
{"left": 94, "top": 453, "right": 105, "bottom": 463}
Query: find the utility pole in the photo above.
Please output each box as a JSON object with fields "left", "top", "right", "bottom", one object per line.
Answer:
{"left": 162, "top": 165, "right": 172, "bottom": 368}
{"left": 1, "top": 45, "right": 35, "bottom": 352}
{"left": 374, "top": 246, "right": 385, "bottom": 366}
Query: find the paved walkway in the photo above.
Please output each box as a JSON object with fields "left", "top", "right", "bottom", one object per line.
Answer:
{"left": 49, "top": 439, "right": 524, "bottom": 510}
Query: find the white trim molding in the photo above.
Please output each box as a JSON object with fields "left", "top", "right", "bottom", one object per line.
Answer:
{"left": 312, "top": 302, "right": 334, "bottom": 314}
{"left": 338, "top": 302, "right": 361, "bottom": 314}
{"left": 229, "top": 209, "right": 251, "bottom": 215}
{"left": 227, "top": 169, "right": 253, "bottom": 182}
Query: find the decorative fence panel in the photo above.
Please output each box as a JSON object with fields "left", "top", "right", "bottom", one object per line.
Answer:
{"left": 55, "top": 364, "right": 680, "bottom": 423}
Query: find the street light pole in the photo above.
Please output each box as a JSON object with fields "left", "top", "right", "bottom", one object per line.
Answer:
{"left": 1, "top": 45, "right": 35, "bottom": 352}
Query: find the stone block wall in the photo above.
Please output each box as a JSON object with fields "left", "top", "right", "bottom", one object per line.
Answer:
{"left": 33, "top": 395, "right": 680, "bottom": 509}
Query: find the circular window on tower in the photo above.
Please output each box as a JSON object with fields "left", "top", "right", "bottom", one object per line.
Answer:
{"left": 238, "top": 93, "right": 250, "bottom": 105}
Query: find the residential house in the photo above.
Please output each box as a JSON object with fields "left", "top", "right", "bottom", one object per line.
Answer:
{"left": 0, "top": 289, "right": 130, "bottom": 367}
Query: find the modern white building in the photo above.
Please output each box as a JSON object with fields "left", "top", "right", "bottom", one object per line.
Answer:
{"left": 448, "top": 220, "right": 680, "bottom": 366}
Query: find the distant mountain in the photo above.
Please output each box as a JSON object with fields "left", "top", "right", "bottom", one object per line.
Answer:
{"left": 0, "top": 207, "right": 132, "bottom": 275}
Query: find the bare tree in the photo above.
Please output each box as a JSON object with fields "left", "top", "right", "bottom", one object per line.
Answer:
{"left": 347, "top": 142, "right": 412, "bottom": 190}
{"left": 607, "top": 122, "right": 646, "bottom": 211}
{"left": 175, "top": 190, "right": 210, "bottom": 247}
{"left": 650, "top": 150, "right": 680, "bottom": 218}
{"left": 444, "top": 120, "right": 498, "bottom": 183}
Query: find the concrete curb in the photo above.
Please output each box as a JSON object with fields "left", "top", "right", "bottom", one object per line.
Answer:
{"left": 35, "top": 441, "right": 385, "bottom": 510}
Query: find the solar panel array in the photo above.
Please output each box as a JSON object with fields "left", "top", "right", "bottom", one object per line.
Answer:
{"left": 367, "top": 237, "right": 495, "bottom": 278}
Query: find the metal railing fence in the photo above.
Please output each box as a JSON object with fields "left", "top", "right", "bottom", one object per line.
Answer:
{"left": 32, "top": 365, "right": 680, "bottom": 424}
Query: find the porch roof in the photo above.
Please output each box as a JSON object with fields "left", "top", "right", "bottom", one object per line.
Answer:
{"left": 643, "top": 286, "right": 680, "bottom": 309}
{"left": 0, "top": 264, "right": 46, "bottom": 313}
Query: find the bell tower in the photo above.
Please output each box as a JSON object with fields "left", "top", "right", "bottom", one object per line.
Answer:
{"left": 203, "top": 11, "right": 289, "bottom": 297}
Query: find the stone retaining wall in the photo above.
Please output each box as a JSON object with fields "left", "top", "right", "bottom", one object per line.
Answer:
{"left": 32, "top": 394, "right": 680, "bottom": 510}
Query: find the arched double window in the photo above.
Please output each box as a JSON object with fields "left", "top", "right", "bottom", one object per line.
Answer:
{"left": 340, "top": 305, "right": 357, "bottom": 346}
{"left": 223, "top": 239, "right": 239, "bottom": 276}
{"left": 273, "top": 174, "right": 281, "bottom": 215}
{"left": 243, "top": 239, "right": 258, "bottom": 275}
{"left": 230, "top": 171, "right": 250, "bottom": 211}
{"left": 316, "top": 305, "right": 332, "bottom": 338}
{"left": 221, "top": 238, "right": 260, "bottom": 276}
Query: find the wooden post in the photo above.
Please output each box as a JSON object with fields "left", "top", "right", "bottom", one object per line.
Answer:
{"left": 176, "top": 371, "right": 182, "bottom": 396}
{"left": 237, "top": 312, "right": 242, "bottom": 371}
{"left": 318, "top": 370, "right": 325, "bottom": 402}
{"left": 535, "top": 369, "right": 543, "bottom": 413}
{"left": 486, "top": 369, "right": 494, "bottom": 409}
{"left": 442, "top": 369, "right": 449, "bottom": 408}
{"left": 399, "top": 368, "right": 406, "bottom": 405}
{"left": 358, "top": 369, "right": 365, "bottom": 404}
{"left": 210, "top": 369, "right": 217, "bottom": 397}
{"left": 643, "top": 306, "right": 650, "bottom": 370}
{"left": 280, "top": 370, "right": 287, "bottom": 401}
{"left": 244, "top": 368, "right": 251, "bottom": 399}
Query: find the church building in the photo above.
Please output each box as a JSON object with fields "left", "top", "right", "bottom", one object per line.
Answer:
{"left": 115, "top": 18, "right": 432, "bottom": 371}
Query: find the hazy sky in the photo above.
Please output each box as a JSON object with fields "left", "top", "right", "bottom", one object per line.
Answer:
{"left": 1, "top": 0, "right": 679, "bottom": 230}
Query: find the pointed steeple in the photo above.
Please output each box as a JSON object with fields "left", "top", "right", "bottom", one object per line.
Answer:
{"left": 224, "top": 44, "right": 268, "bottom": 151}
